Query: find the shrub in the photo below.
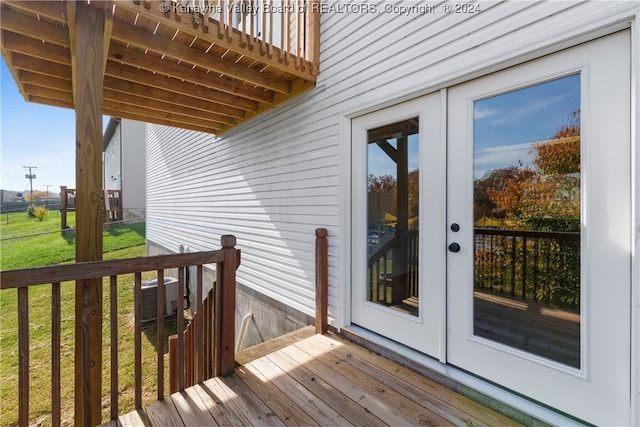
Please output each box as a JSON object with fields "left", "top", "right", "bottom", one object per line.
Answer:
{"left": 33, "top": 206, "right": 48, "bottom": 221}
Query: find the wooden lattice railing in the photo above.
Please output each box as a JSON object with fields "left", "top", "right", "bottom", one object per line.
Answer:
{"left": 0, "top": 235, "right": 239, "bottom": 426}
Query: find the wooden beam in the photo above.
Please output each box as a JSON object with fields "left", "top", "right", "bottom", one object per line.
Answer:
{"left": 10, "top": 53, "right": 70, "bottom": 79}
{"left": 103, "top": 99, "right": 225, "bottom": 131}
{"left": 65, "top": 0, "right": 77, "bottom": 105}
{"left": 3, "top": 1, "right": 67, "bottom": 24}
{"left": 105, "top": 60, "right": 258, "bottom": 111}
{"left": 375, "top": 140, "right": 398, "bottom": 163}
{"left": 115, "top": 0, "right": 316, "bottom": 81}
{"left": 73, "top": 3, "right": 105, "bottom": 425}
{"left": 219, "top": 77, "right": 314, "bottom": 134}
{"left": 103, "top": 75, "right": 245, "bottom": 119}
{"left": 103, "top": 88, "right": 236, "bottom": 125}
{"left": 103, "top": 2, "right": 113, "bottom": 75}
{"left": 0, "top": 7, "right": 69, "bottom": 47}
{"left": 0, "top": 37, "right": 29, "bottom": 101}
{"left": 108, "top": 41, "right": 272, "bottom": 104}
{"left": 1, "top": 31, "right": 70, "bottom": 65}
{"left": 23, "top": 83, "right": 73, "bottom": 103}
{"left": 110, "top": 20, "right": 290, "bottom": 94}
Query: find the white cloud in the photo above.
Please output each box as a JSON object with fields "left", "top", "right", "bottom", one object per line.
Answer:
{"left": 474, "top": 106, "right": 499, "bottom": 120}
{"left": 488, "top": 93, "right": 572, "bottom": 126}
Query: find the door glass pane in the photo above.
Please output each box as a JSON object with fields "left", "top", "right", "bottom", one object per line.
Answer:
{"left": 367, "top": 118, "right": 419, "bottom": 316}
{"left": 473, "top": 74, "right": 581, "bottom": 367}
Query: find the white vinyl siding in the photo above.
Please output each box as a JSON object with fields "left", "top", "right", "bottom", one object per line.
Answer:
{"left": 121, "top": 120, "right": 146, "bottom": 213}
{"left": 146, "top": 1, "right": 638, "bottom": 324}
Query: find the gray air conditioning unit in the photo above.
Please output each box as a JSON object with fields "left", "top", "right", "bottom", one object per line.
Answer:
{"left": 141, "top": 277, "right": 179, "bottom": 323}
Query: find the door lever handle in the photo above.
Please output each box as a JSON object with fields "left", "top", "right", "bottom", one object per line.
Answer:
{"left": 448, "top": 242, "right": 461, "bottom": 253}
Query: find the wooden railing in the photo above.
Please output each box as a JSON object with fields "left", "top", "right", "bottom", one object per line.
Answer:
{"left": 0, "top": 235, "right": 239, "bottom": 426}
{"left": 474, "top": 227, "right": 580, "bottom": 309}
{"left": 143, "top": 0, "right": 321, "bottom": 75}
{"left": 367, "top": 230, "right": 419, "bottom": 305}
{"left": 60, "top": 186, "right": 123, "bottom": 232}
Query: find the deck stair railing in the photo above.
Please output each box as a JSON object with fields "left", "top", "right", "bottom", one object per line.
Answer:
{"left": 0, "top": 235, "right": 239, "bottom": 426}
{"left": 474, "top": 227, "right": 580, "bottom": 309}
{"left": 367, "top": 230, "right": 419, "bottom": 306}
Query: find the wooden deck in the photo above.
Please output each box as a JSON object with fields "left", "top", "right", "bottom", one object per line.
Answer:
{"left": 105, "top": 328, "right": 521, "bottom": 427}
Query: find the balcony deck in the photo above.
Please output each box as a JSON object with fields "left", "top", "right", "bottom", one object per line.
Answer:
{"left": 105, "top": 327, "right": 521, "bottom": 427}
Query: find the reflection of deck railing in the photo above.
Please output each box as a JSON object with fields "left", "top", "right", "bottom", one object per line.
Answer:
{"left": 474, "top": 227, "right": 580, "bottom": 310}
{"left": 367, "top": 230, "right": 418, "bottom": 305}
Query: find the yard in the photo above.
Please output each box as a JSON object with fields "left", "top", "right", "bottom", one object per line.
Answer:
{"left": 0, "top": 209, "right": 163, "bottom": 426}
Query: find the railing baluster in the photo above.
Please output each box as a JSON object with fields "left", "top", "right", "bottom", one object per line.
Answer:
{"left": 18, "top": 287, "right": 29, "bottom": 426}
{"left": 157, "top": 269, "right": 165, "bottom": 400}
{"left": 109, "top": 275, "right": 118, "bottom": 419}
{"left": 52, "top": 282, "right": 61, "bottom": 427}
{"left": 534, "top": 239, "right": 539, "bottom": 302}
{"left": 511, "top": 236, "right": 516, "bottom": 297}
{"left": 1, "top": 239, "right": 240, "bottom": 424}
{"left": 134, "top": 272, "right": 142, "bottom": 409}
{"left": 196, "top": 264, "right": 204, "bottom": 384}
{"left": 522, "top": 237, "right": 527, "bottom": 300}
{"left": 177, "top": 267, "right": 185, "bottom": 391}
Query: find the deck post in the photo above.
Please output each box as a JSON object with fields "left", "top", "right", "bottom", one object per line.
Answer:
{"left": 216, "top": 235, "right": 238, "bottom": 376}
{"left": 72, "top": 2, "right": 105, "bottom": 425}
{"left": 315, "top": 228, "right": 328, "bottom": 334}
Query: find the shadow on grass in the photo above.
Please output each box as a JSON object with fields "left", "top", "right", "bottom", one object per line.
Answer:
{"left": 105, "top": 222, "right": 145, "bottom": 238}
{"left": 142, "top": 316, "right": 186, "bottom": 354}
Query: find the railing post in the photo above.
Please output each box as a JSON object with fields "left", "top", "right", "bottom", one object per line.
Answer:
{"left": 60, "top": 186, "right": 67, "bottom": 235}
{"left": 216, "top": 235, "right": 238, "bottom": 376}
{"left": 315, "top": 228, "right": 328, "bottom": 334}
{"left": 307, "top": 0, "right": 321, "bottom": 75}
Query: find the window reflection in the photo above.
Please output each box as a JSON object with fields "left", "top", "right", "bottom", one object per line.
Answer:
{"left": 366, "top": 119, "right": 420, "bottom": 316}
{"left": 472, "top": 74, "right": 581, "bottom": 368}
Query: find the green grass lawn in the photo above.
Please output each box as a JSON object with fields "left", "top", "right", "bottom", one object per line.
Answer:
{"left": 1, "top": 210, "right": 146, "bottom": 270}
{"left": 0, "top": 210, "right": 165, "bottom": 426}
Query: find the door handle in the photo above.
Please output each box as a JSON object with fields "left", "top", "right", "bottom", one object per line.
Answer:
{"left": 448, "top": 242, "right": 461, "bottom": 253}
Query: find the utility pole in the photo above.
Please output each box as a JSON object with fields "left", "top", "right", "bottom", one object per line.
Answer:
{"left": 23, "top": 166, "right": 37, "bottom": 203}
{"left": 45, "top": 185, "right": 53, "bottom": 197}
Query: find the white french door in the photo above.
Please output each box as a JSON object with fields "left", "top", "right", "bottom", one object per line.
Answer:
{"left": 351, "top": 92, "right": 445, "bottom": 358}
{"left": 352, "top": 30, "right": 631, "bottom": 425}
{"left": 446, "top": 31, "right": 631, "bottom": 425}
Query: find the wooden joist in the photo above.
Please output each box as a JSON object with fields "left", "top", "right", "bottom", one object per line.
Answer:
{"left": 0, "top": 0, "right": 320, "bottom": 136}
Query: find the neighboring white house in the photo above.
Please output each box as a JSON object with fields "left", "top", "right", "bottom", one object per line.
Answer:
{"left": 145, "top": 3, "right": 640, "bottom": 426}
{"left": 103, "top": 118, "right": 147, "bottom": 220}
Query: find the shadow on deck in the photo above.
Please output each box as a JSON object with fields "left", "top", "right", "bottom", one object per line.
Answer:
{"left": 105, "top": 326, "right": 521, "bottom": 427}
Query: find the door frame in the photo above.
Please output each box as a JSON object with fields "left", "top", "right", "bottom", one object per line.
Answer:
{"left": 338, "top": 22, "right": 640, "bottom": 425}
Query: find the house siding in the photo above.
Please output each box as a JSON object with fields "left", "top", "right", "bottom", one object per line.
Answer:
{"left": 104, "top": 119, "right": 147, "bottom": 219}
{"left": 147, "top": 1, "right": 638, "bottom": 331}
{"left": 121, "top": 120, "right": 146, "bottom": 219}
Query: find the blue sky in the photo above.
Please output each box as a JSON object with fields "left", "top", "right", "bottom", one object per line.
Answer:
{"left": 1, "top": 57, "right": 110, "bottom": 194}
{"left": 367, "top": 74, "right": 579, "bottom": 182}
{"left": 473, "top": 73, "right": 580, "bottom": 179}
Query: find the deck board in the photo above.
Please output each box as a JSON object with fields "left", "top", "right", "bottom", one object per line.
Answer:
{"left": 111, "top": 332, "right": 523, "bottom": 427}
